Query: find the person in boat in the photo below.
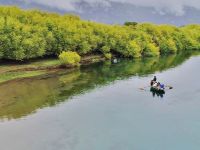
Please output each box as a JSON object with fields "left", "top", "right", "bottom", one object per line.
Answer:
{"left": 152, "top": 81, "right": 158, "bottom": 88}
{"left": 157, "top": 82, "right": 161, "bottom": 89}
{"left": 153, "top": 76, "right": 157, "bottom": 82}
{"left": 150, "top": 76, "right": 157, "bottom": 86}
{"left": 160, "top": 83, "right": 165, "bottom": 90}
{"left": 156, "top": 82, "right": 165, "bottom": 90}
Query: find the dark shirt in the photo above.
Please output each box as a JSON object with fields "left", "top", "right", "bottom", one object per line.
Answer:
{"left": 150, "top": 80, "right": 154, "bottom": 86}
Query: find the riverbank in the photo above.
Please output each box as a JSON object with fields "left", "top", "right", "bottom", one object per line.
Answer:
{"left": 1, "top": 51, "right": 200, "bottom": 85}
{"left": 0, "top": 55, "right": 106, "bottom": 84}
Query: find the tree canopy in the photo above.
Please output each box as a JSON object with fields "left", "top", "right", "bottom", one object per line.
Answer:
{"left": 0, "top": 6, "right": 199, "bottom": 61}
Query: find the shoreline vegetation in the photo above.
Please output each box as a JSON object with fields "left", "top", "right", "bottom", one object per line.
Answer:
{"left": 1, "top": 6, "right": 200, "bottom": 83}
{"left": 0, "top": 55, "right": 106, "bottom": 84}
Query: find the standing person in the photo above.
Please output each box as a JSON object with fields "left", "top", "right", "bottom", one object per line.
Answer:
{"left": 153, "top": 76, "right": 157, "bottom": 82}
{"left": 150, "top": 76, "right": 157, "bottom": 86}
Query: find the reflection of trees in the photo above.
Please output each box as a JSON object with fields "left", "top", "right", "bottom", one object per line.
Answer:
{"left": 0, "top": 52, "right": 195, "bottom": 119}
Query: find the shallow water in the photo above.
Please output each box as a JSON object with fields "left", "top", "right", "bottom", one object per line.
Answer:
{"left": 0, "top": 53, "right": 200, "bottom": 150}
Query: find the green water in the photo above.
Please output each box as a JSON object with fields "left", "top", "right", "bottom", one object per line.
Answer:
{"left": 0, "top": 52, "right": 200, "bottom": 150}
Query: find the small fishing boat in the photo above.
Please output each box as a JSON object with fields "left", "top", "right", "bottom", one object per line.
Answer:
{"left": 150, "top": 86, "right": 165, "bottom": 94}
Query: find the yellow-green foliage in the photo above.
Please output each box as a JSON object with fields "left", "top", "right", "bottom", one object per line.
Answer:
{"left": 104, "top": 53, "right": 112, "bottom": 60}
{"left": 0, "top": 6, "right": 200, "bottom": 61}
{"left": 144, "top": 43, "right": 160, "bottom": 56}
{"left": 101, "top": 46, "right": 110, "bottom": 54}
{"left": 128, "top": 41, "right": 142, "bottom": 58}
{"left": 59, "top": 51, "right": 81, "bottom": 66}
{"left": 160, "top": 39, "right": 177, "bottom": 54}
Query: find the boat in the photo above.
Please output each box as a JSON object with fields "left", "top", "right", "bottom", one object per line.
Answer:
{"left": 150, "top": 86, "right": 165, "bottom": 94}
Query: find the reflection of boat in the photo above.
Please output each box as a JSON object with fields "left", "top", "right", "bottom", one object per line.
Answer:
{"left": 150, "top": 86, "right": 165, "bottom": 94}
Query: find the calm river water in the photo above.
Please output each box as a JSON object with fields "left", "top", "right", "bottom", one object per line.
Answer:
{"left": 0, "top": 52, "right": 200, "bottom": 150}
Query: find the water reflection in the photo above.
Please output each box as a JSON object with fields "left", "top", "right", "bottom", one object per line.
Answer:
{"left": 0, "top": 52, "right": 196, "bottom": 119}
{"left": 150, "top": 87, "right": 165, "bottom": 98}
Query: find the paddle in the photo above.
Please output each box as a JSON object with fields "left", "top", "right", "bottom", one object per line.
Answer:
{"left": 139, "top": 87, "right": 145, "bottom": 91}
{"left": 139, "top": 85, "right": 151, "bottom": 91}
{"left": 166, "top": 85, "right": 173, "bottom": 89}
{"left": 139, "top": 85, "right": 173, "bottom": 91}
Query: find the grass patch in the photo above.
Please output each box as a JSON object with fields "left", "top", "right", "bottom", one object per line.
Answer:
{"left": 0, "top": 58, "right": 60, "bottom": 73}
{"left": 0, "top": 71, "right": 46, "bottom": 84}
{"left": 0, "top": 55, "right": 104, "bottom": 84}
{"left": 31, "top": 59, "right": 60, "bottom": 67}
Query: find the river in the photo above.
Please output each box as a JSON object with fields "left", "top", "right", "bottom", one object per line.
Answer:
{"left": 0, "top": 52, "right": 200, "bottom": 150}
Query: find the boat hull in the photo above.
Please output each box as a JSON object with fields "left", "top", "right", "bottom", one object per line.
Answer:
{"left": 150, "top": 87, "right": 165, "bottom": 94}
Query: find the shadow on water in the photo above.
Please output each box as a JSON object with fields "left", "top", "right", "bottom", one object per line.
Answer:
{"left": 0, "top": 52, "right": 198, "bottom": 120}
{"left": 150, "top": 87, "right": 165, "bottom": 98}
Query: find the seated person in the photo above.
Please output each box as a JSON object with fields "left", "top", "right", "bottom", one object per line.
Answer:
{"left": 157, "top": 82, "right": 161, "bottom": 89}
{"left": 160, "top": 83, "right": 165, "bottom": 90}
{"left": 152, "top": 82, "right": 158, "bottom": 87}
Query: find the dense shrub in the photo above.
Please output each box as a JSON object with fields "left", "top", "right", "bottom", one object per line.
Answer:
{"left": 144, "top": 43, "right": 160, "bottom": 56}
{"left": 101, "top": 46, "right": 110, "bottom": 54}
{"left": 59, "top": 51, "right": 81, "bottom": 66}
{"left": 104, "top": 53, "right": 112, "bottom": 60}
{"left": 128, "top": 41, "right": 142, "bottom": 58}
{"left": 0, "top": 6, "right": 200, "bottom": 61}
{"left": 160, "top": 39, "right": 177, "bottom": 54}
